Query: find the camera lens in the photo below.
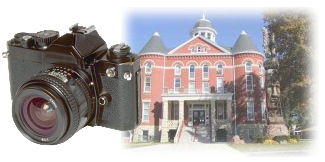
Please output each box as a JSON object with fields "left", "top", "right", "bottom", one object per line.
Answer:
{"left": 12, "top": 67, "right": 93, "bottom": 145}
{"left": 21, "top": 96, "right": 57, "bottom": 136}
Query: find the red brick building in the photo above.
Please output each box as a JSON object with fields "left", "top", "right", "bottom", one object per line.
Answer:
{"left": 131, "top": 15, "right": 266, "bottom": 143}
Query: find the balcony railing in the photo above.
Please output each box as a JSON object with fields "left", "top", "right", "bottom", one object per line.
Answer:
{"left": 162, "top": 120, "right": 179, "bottom": 128}
{"left": 163, "top": 88, "right": 228, "bottom": 95}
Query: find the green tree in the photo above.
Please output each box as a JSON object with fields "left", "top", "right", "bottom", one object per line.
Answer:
{"left": 263, "top": 10, "right": 312, "bottom": 129}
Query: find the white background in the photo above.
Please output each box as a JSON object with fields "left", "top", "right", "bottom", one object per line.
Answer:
{"left": 0, "top": 0, "right": 323, "bottom": 161}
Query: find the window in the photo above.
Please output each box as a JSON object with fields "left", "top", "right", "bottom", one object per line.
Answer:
{"left": 202, "top": 81, "right": 209, "bottom": 93}
{"left": 194, "top": 33, "right": 198, "bottom": 36}
{"left": 142, "top": 130, "right": 149, "bottom": 142}
{"left": 247, "top": 101, "right": 255, "bottom": 121}
{"left": 261, "top": 100, "right": 266, "bottom": 120}
{"left": 217, "top": 101, "right": 226, "bottom": 120}
{"left": 248, "top": 128, "right": 255, "bottom": 140}
{"left": 144, "top": 76, "right": 151, "bottom": 92}
{"left": 245, "top": 61, "right": 253, "bottom": 72}
{"left": 174, "top": 77, "right": 181, "bottom": 92}
{"left": 203, "top": 64, "right": 209, "bottom": 79}
{"left": 216, "top": 64, "right": 223, "bottom": 75}
{"left": 259, "top": 76, "right": 264, "bottom": 89}
{"left": 145, "top": 62, "right": 152, "bottom": 74}
{"left": 173, "top": 102, "right": 179, "bottom": 120}
{"left": 207, "top": 32, "right": 211, "bottom": 39}
{"left": 189, "top": 81, "right": 195, "bottom": 93}
{"left": 174, "top": 64, "right": 181, "bottom": 75}
{"left": 189, "top": 65, "right": 195, "bottom": 79}
{"left": 142, "top": 102, "right": 150, "bottom": 123}
{"left": 201, "top": 32, "right": 205, "bottom": 37}
{"left": 216, "top": 77, "right": 224, "bottom": 93}
{"left": 246, "top": 75, "right": 253, "bottom": 91}
{"left": 191, "top": 45, "right": 207, "bottom": 53}
{"left": 259, "top": 64, "right": 264, "bottom": 73}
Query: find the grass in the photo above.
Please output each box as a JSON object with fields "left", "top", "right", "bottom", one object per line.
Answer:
{"left": 228, "top": 140, "right": 312, "bottom": 152}
{"left": 123, "top": 142, "right": 165, "bottom": 148}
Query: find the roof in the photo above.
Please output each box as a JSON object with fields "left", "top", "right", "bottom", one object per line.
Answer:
{"left": 139, "top": 32, "right": 168, "bottom": 54}
{"left": 193, "top": 18, "right": 214, "bottom": 29}
{"left": 231, "top": 30, "right": 260, "bottom": 54}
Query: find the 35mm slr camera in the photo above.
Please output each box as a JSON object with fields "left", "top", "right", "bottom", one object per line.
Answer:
{"left": 5, "top": 24, "right": 141, "bottom": 144}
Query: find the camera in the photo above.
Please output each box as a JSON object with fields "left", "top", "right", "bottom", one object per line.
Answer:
{"left": 5, "top": 24, "right": 141, "bottom": 144}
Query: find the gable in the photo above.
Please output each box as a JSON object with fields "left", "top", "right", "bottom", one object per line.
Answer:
{"left": 169, "top": 36, "right": 228, "bottom": 55}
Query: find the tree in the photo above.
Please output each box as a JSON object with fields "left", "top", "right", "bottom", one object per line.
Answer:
{"left": 263, "top": 10, "right": 312, "bottom": 129}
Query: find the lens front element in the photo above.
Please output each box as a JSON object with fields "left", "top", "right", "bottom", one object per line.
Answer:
{"left": 21, "top": 96, "right": 57, "bottom": 136}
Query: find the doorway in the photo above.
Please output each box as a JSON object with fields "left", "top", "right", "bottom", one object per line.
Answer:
{"left": 193, "top": 110, "right": 205, "bottom": 125}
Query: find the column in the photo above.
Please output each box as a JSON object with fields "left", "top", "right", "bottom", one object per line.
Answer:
{"left": 179, "top": 100, "right": 184, "bottom": 121}
{"left": 226, "top": 100, "right": 232, "bottom": 121}
{"left": 161, "top": 100, "right": 169, "bottom": 143}
{"left": 226, "top": 99, "right": 232, "bottom": 141}
{"left": 210, "top": 100, "right": 216, "bottom": 142}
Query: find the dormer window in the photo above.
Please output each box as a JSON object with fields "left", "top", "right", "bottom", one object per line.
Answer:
{"left": 201, "top": 32, "right": 205, "bottom": 37}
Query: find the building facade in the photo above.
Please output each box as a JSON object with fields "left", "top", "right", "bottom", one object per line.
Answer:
{"left": 131, "top": 15, "right": 266, "bottom": 143}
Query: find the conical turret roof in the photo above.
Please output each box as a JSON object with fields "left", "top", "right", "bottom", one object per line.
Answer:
{"left": 231, "top": 30, "right": 259, "bottom": 54}
{"left": 139, "top": 32, "right": 168, "bottom": 54}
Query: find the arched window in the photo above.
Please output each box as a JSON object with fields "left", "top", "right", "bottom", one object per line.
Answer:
{"left": 174, "top": 64, "right": 181, "bottom": 75}
{"left": 216, "top": 64, "right": 223, "bottom": 75}
{"left": 189, "top": 65, "right": 195, "bottom": 79}
{"left": 202, "top": 64, "right": 209, "bottom": 79}
{"left": 245, "top": 61, "right": 253, "bottom": 72}
{"left": 145, "top": 62, "right": 152, "bottom": 74}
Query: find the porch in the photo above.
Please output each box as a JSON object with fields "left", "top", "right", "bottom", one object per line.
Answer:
{"left": 160, "top": 90, "right": 233, "bottom": 143}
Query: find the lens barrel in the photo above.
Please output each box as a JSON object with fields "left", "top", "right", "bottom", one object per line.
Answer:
{"left": 12, "top": 67, "right": 93, "bottom": 144}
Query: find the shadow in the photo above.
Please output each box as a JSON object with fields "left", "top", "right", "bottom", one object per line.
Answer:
{"left": 152, "top": 102, "right": 162, "bottom": 142}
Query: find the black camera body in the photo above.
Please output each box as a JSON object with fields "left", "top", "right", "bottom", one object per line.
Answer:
{"left": 6, "top": 24, "right": 141, "bottom": 144}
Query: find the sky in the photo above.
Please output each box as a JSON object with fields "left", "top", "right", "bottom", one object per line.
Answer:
{"left": 126, "top": 9, "right": 264, "bottom": 54}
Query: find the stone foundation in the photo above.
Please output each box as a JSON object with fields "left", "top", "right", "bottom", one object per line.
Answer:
{"left": 132, "top": 125, "right": 159, "bottom": 143}
{"left": 265, "top": 124, "right": 289, "bottom": 139}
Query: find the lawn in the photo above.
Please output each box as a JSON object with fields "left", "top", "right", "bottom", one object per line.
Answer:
{"left": 228, "top": 140, "right": 312, "bottom": 152}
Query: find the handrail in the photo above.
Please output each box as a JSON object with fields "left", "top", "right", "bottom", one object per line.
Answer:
{"left": 174, "top": 120, "right": 185, "bottom": 143}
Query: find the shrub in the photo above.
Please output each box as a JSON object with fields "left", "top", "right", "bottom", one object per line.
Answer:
{"left": 263, "top": 139, "right": 279, "bottom": 144}
{"left": 288, "top": 138, "right": 298, "bottom": 144}
{"left": 273, "top": 136, "right": 289, "bottom": 143}
{"left": 252, "top": 135, "right": 269, "bottom": 143}
{"left": 290, "top": 135, "right": 300, "bottom": 142}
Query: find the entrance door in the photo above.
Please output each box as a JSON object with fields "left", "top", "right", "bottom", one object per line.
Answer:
{"left": 193, "top": 110, "right": 205, "bottom": 125}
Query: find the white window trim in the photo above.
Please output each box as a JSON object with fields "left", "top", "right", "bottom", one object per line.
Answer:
{"left": 144, "top": 63, "right": 152, "bottom": 74}
{"left": 144, "top": 76, "right": 151, "bottom": 93}
{"left": 246, "top": 74, "right": 254, "bottom": 92}
{"left": 259, "top": 76, "right": 264, "bottom": 89}
{"left": 174, "top": 77, "right": 181, "bottom": 93}
{"left": 189, "top": 64, "right": 195, "bottom": 80}
{"left": 188, "top": 81, "right": 196, "bottom": 93}
{"left": 216, "top": 77, "right": 224, "bottom": 94}
{"left": 202, "top": 64, "right": 209, "bottom": 79}
{"left": 142, "top": 102, "right": 150, "bottom": 123}
{"left": 245, "top": 61, "right": 253, "bottom": 73}
{"left": 216, "top": 64, "right": 224, "bottom": 75}
{"left": 174, "top": 65, "right": 181, "bottom": 76}
{"left": 202, "top": 81, "right": 209, "bottom": 93}
{"left": 247, "top": 101, "right": 255, "bottom": 121}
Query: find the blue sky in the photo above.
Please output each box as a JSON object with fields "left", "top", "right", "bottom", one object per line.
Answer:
{"left": 126, "top": 9, "right": 264, "bottom": 53}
